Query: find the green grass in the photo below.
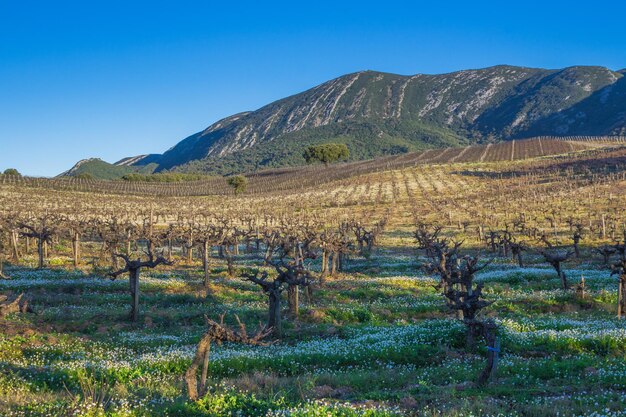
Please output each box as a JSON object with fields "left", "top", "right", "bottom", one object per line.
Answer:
{"left": 1, "top": 244, "right": 625, "bottom": 416}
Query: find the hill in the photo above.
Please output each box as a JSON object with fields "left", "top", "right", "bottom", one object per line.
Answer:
{"left": 58, "top": 158, "right": 157, "bottom": 180}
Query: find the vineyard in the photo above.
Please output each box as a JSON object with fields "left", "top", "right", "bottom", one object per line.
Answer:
{"left": 1, "top": 137, "right": 626, "bottom": 416}
{"left": 0, "top": 138, "right": 610, "bottom": 196}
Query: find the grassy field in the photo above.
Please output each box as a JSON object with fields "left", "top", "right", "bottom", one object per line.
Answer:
{"left": 1, "top": 143, "right": 626, "bottom": 416}
{"left": 1, "top": 241, "right": 626, "bottom": 416}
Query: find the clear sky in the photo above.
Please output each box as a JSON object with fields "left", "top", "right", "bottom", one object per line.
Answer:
{"left": 1, "top": 1, "right": 625, "bottom": 177}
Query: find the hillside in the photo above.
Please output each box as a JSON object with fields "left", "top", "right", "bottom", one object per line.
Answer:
{"left": 58, "top": 158, "right": 157, "bottom": 180}
{"left": 65, "top": 65, "right": 626, "bottom": 178}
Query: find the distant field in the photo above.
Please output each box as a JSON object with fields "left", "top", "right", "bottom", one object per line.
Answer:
{"left": 3, "top": 137, "right": 621, "bottom": 196}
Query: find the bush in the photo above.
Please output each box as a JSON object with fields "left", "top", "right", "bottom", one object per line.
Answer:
{"left": 3, "top": 168, "right": 21, "bottom": 176}
{"left": 303, "top": 143, "right": 350, "bottom": 165}
{"left": 227, "top": 175, "right": 248, "bottom": 195}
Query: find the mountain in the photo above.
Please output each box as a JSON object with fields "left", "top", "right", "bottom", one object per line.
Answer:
{"left": 64, "top": 65, "right": 626, "bottom": 177}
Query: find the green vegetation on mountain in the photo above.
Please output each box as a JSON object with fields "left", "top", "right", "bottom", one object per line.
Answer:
{"left": 61, "top": 159, "right": 157, "bottom": 180}
{"left": 171, "top": 119, "right": 463, "bottom": 175}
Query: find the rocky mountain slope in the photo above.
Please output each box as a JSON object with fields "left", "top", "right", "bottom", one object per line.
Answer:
{"left": 65, "top": 65, "right": 626, "bottom": 177}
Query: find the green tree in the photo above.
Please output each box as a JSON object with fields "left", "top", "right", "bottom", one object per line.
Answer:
{"left": 2, "top": 168, "right": 21, "bottom": 177}
{"left": 303, "top": 143, "right": 349, "bottom": 166}
{"left": 227, "top": 175, "right": 248, "bottom": 195}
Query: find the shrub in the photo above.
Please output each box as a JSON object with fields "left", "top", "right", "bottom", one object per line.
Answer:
{"left": 303, "top": 143, "right": 350, "bottom": 165}
{"left": 3, "top": 168, "right": 21, "bottom": 176}
{"left": 227, "top": 175, "right": 248, "bottom": 195}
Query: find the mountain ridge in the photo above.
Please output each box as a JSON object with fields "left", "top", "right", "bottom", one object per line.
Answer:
{"left": 63, "top": 65, "right": 626, "bottom": 177}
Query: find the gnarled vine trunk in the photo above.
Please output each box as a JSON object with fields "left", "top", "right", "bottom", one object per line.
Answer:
{"left": 72, "top": 232, "right": 81, "bottom": 268}
{"left": 268, "top": 290, "right": 281, "bottom": 334}
{"left": 185, "top": 315, "right": 271, "bottom": 400}
{"left": 287, "top": 284, "right": 299, "bottom": 318}
{"left": 129, "top": 268, "right": 140, "bottom": 322}
{"left": 185, "top": 334, "right": 212, "bottom": 401}
{"left": 0, "top": 293, "right": 30, "bottom": 317}
{"left": 0, "top": 256, "right": 6, "bottom": 279}
{"left": 618, "top": 275, "right": 626, "bottom": 319}
{"left": 202, "top": 240, "right": 211, "bottom": 288}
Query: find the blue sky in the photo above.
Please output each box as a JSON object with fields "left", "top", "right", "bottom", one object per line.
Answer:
{"left": 1, "top": 1, "right": 625, "bottom": 176}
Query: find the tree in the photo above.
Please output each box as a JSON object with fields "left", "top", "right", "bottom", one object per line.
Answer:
{"left": 415, "top": 224, "right": 498, "bottom": 385}
{"left": 193, "top": 222, "right": 226, "bottom": 287}
{"left": 2, "top": 168, "right": 21, "bottom": 177}
{"left": 320, "top": 222, "right": 353, "bottom": 277}
{"left": 415, "top": 223, "right": 462, "bottom": 299}
{"left": 443, "top": 255, "right": 493, "bottom": 344}
{"left": 351, "top": 221, "right": 371, "bottom": 257}
{"left": 270, "top": 226, "right": 318, "bottom": 317}
{"left": 18, "top": 215, "right": 57, "bottom": 269}
{"left": 538, "top": 248, "right": 575, "bottom": 289}
{"left": 185, "top": 314, "right": 271, "bottom": 400}
{"left": 108, "top": 237, "right": 173, "bottom": 322}
{"left": 241, "top": 260, "right": 312, "bottom": 336}
{"left": 94, "top": 216, "right": 129, "bottom": 270}
{"left": 595, "top": 245, "right": 616, "bottom": 266}
{"left": 303, "top": 143, "right": 349, "bottom": 166}
{"left": 227, "top": 175, "right": 248, "bottom": 195}
{"left": 444, "top": 256, "right": 498, "bottom": 387}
